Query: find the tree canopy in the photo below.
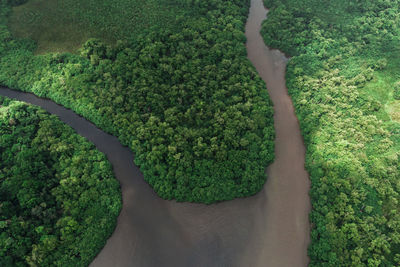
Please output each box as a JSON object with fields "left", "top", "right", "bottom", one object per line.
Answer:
{"left": 0, "top": 0, "right": 275, "bottom": 203}
{"left": 0, "top": 96, "right": 121, "bottom": 266}
{"left": 262, "top": 0, "right": 400, "bottom": 265}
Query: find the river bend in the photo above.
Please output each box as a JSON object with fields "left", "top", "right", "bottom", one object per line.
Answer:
{"left": 0, "top": 0, "right": 310, "bottom": 265}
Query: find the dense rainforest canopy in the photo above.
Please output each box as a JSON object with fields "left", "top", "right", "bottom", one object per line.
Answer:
{"left": 0, "top": 96, "right": 121, "bottom": 266}
{"left": 262, "top": 0, "right": 400, "bottom": 265}
{"left": 0, "top": 0, "right": 275, "bottom": 203}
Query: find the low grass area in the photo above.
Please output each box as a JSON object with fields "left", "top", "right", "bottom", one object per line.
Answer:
{"left": 363, "top": 50, "right": 400, "bottom": 123}
{"left": 383, "top": 52, "right": 400, "bottom": 123}
{"left": 388, "top": 101, "right": 400, "bottom": 122}
{"left": 8, "top": 0, "right": 187, "bottom": 53}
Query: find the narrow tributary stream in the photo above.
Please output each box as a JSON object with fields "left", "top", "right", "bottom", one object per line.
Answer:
{"left": 0, "top": 0, "right": 310, "bottom": 266}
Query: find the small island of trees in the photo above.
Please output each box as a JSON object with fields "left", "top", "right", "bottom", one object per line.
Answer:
{"left": 0, "top": 96, "right": 121, "bottom": 266}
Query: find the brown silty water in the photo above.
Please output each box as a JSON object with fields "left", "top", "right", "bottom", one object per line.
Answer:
{"left": 0, "top": 0, "right": 311, "bottom": 265}
{"left": 242, "top": 0, "right": 311, "bottom": 266}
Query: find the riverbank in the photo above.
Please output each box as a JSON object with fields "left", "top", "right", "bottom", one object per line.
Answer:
{"left": 261, "top": 0, "right": 400, "bottom": 265}
{"left": 0, "top": 0, "right": 311, "bottom": 265}
{"left": 243, "top": 0, "right": 310, "bottom": 265}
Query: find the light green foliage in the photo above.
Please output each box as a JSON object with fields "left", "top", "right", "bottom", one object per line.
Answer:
{"left": 0, "top": 96, "right": 121, "bottom": 266}
{"left": 394, "top": 81, "right": 400, "bottom": 100}
{"left": 262, "top": 0, "right": 400, "bottom": 265}
{"left": 0, "top": 0, "right": 275, "bottom": 204}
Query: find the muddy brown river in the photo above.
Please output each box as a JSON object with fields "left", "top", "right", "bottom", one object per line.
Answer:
{"left": 0, "top": 0, "right": 310, "bottom": 266}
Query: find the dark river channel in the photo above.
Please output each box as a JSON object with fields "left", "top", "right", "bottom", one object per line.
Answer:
{"left": 0, "top": 0, "right": 311, "bottom": 266}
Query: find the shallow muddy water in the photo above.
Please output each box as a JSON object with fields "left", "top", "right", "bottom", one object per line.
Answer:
{"left": 243, "top": 0, "right": 311, "bottom": 265}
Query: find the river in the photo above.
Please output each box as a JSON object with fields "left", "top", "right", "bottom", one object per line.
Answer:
{"left": 0, "top": 0, "right": 310, "bottom": 266}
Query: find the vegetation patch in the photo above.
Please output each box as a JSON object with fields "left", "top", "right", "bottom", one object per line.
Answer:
{"left": 0, "top": 0, "right": 275, "bottom": 204}
{"left": 262, "top": 0, "right": 400, "bottom": 265}
{"left": 8, "top": 0, "right": 189, "bottom": 53}
{"left": 388, "top": 102, "right": 400, "bottom": 122}
{"left": 394, "top": 81, "right": 400, "bottom": 100}
{"left": 0, "top": 96, "right": 121, "bottom": 266}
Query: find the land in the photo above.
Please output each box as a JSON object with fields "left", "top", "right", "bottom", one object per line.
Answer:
{"left": 0, "top": 0, "right": 399, "bottom": 266}
{"left": 0, "top": 96, "right": 121, "bottom": 266}
{"left": 8, "top": 0, "right": 188, "bottom": 53}
{"left": 1, "top": 0, "right": 275, "bottom": 204}
{"left": 262, "top": 0, "right": 400, "bottom": 265}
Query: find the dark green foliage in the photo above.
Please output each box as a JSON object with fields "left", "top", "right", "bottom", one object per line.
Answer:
{"left": 8, "top": 0, "right": 191, "bottom": 53}
{"left": 0, "top": 0, "right": 275, "bottom": 203}
{"left": 0, "top": 96, "right": 121, "bottom": 266}
{"left": 262, "top": 0, "right": 400, "bottom": 265}
{"left": 6, "top": 0, "right": 27, "bottom": 6}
